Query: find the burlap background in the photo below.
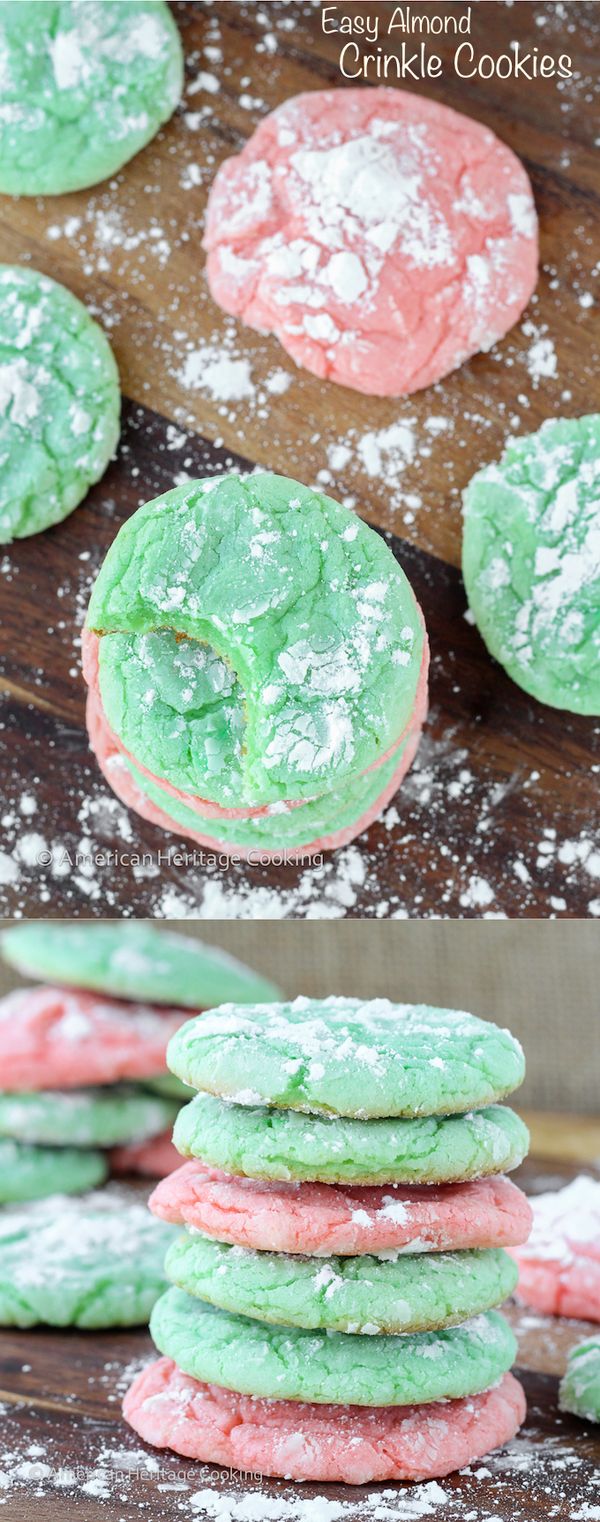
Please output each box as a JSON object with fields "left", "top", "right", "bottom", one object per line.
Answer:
{"left": 0, "top": 921, "right": 597, "bottom": 1115}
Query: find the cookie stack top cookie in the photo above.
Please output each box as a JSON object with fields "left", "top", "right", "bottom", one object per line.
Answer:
{"left": 166, "top": 997, "right": 528, "bottom": 1185}
{"left": 167, "top": 995, "right": 526, "bottom": 1117}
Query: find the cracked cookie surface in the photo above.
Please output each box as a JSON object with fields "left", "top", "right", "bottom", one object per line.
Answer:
{"left": 0, "top": 265, "right": 119, "bottom": 542}
{"left": 0, "top": 1187, "right": 177, "bottom": 1326}
{"left": 124, "top": 1359, "right": 526, "bottom": 1484}
{"left": 463, "top": 414, "right": 600, "bottom": 714}
{"left": 0, "top": 1, "right": 183, "bottom": 195}
{"left": 151, "top": 1287, "right": 517, "bottom": 1405}
{"left": 164, "top": 1231, "right": 518, "bottom": 1334}
{"left": 204, "top": 87, "right": 537, "bottom": 396}
{"left": 167, "top": 997, "right": 525, "bottom": 1117}
{"left": 172, "top": 1092, "right": 529, "bottom": 1185}
{"left": 87, "top": 472, "right": 425, "bottom": 807}
{"left": 150, "top": 1161, "right": 533, "bottom": 1256}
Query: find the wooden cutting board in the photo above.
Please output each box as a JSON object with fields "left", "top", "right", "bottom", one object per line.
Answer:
{"left": 0, "top": 1156, "right": 598, "bottom": 1520}
{"left": 0, "top": 2, "right": 598, "bottom": 919}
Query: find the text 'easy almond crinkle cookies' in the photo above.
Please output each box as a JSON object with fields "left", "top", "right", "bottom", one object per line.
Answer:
{"left": 204, "top": 87, "right": 538, "bottom": 396}
{"left": 83, "top": 472, "right": 428, "bottom": 858}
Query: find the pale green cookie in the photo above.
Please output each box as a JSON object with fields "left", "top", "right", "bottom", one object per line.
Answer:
{"left": 0, "top": 921, "right": 281, "bottom": 1007}
{"left": 0, "top": 265, "right": 120, "bottom": 543}
{"left": 0, "top": 1, "right": 183, "bottom": 196}
{"left": 142, "top": 1074, "right": 192, "bottom": 1101}
{"left": 560, "top": 1336, "right": 600, "bottom": 1423}
{"left": 118, "top": 730, "right": 410, "bottom": 852}
{"left": 173, "top": 1093, "right": 529, "bottom": 1185}
{"left": 0, "top": 1137, "right": 107, "bottom": 1202}
{"left": 463, "top": 415, "right": 600, "bottom": 715}
{"left": 0, "top": 1188, "right": 177, "bottom": 1327}
{"left": 87, "top": 473, "right": 425, "bottom": 807}
{"left": 168, "top": 998, "right": 524, "bottom": 1118}
{"left": 0, "top": 1085, "right": 178, "bottom": 1148}
{"left": 165, "top": 1233, "right": 518, "bottom": 1335}
{"left": 151, "top": 1289, "right": 517, "bottom": 1406}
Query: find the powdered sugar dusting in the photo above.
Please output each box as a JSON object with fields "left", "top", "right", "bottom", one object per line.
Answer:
{"left": 516, "top": 1176, "right": 600, "bottom": 1266}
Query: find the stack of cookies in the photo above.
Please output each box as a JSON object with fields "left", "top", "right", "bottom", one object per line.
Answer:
{"left": 125, "top": 997, "right": 532, "bottom": 1485}
{"left": 0, "top": 922, "right": 280, "bottom": 1200}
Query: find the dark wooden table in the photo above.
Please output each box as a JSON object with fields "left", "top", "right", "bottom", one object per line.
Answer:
{"left": 0, "top": 2, "right": 598, "bottom": 919}
{"left": 0, "top": 1157, "right": 599, "bottom": 1520}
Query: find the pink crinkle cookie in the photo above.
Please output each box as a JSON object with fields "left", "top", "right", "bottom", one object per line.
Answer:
{"left": 204, "top": 87, "right": 538, "bottom": 397}
{"left": 512, "top": 1176, "right": 600, "bottom": 1322}
{"left": 111, "top": 1132, "right": 180, "bottom": 1179}
{"left": 0, "top": 986, "right": 186, "bottom": 1091}
{"left": 124, "top": 1359, "right": 525, "bottom": 1484}
{"left": 150, "top": 1161, "right": 532, "bottom": 1256}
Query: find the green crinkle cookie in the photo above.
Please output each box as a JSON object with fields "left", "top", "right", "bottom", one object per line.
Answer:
{"left": 0, "top": 1136, "right": 107, "bottom": 1202}
{"left": 142, "top": 1074, "right": 192, "bottom": 1101}
{"left": 120, "top": 732, "right": 407, "bottom": 852}
{"left": 165, "top": 1232, "right": 518, "bottom": 1335}
{"left": 0, "top": 265, "right": 120, "bottom": 543}
{"left": 173, "top": 1093, "right": 529, "bottom": 1186}
{"left": 87, "top": 472, "right": 424, "bottom": 806}
{"left": 151, "top": 1288, "right": 517, "bottom": 1406}
{"left": 462, "top": 415, "right": 600, "bottom": 715}
{"left": 0, "top": 1187, "right": 178, "bottom": 1327}
{"left": 0, "top": 1, "right": 183, "bottom": 196}
{"left": 100, "top": 629, "right": 246, "bottom": 809}
{"left": 0, "top": 1085, "right": 179, "bottom": 1148}
{"left": 560, "top": 1336, "right": 600, "bottom": 1423}
{"left": 167, "top": 998, "right": 525, "bottom": 1118}
{"left": 0, "top": 921, "right": 281, "bottom": 1006}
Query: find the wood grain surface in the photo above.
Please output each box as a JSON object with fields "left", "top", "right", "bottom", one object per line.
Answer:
{"left": 0, "top": 1156, "right": 598, "bottom": 1521}
{"left": 0, "top": 2, "right": 598, "bottom": 919}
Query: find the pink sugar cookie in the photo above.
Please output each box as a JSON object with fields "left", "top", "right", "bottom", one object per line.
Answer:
{"left": 512, "top": 1175, "right": 600, "bottom": 1322}
{"left": 150, "top": 1161, "right": 532, "bottom": 1256}
{"left": 124, "top": 1360, "right": 525, "bottom": 1484}
{"left": 84, "top": 642, "right": 428, "bottom": 862}
{"left": 0, "top": 986, "right": 187, "bottom": 1091}
{"left": 204, "top": 88, "right": 538, "bottom": 397}
{"left": 111, "top": 1131, "right": 180, "bottom": 1179}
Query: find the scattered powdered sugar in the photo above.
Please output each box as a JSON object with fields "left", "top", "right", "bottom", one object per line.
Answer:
{"left": 516, "top": 1176, "right": 600, "bottom": 1265}
{"left": 522, "top": 318, "right": 559, "bottom": 385}
{"left": 0, "top": 707, "right": 599, "bottom": 918}
{"left": 186, "top": 1486, "right": 450, "bottom": 1520}
{"left": 0, "top": 1186, "right": 173, "bottom": 1276}
{"left": 179, "top": 345, "right": 255, "bottom": 402}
